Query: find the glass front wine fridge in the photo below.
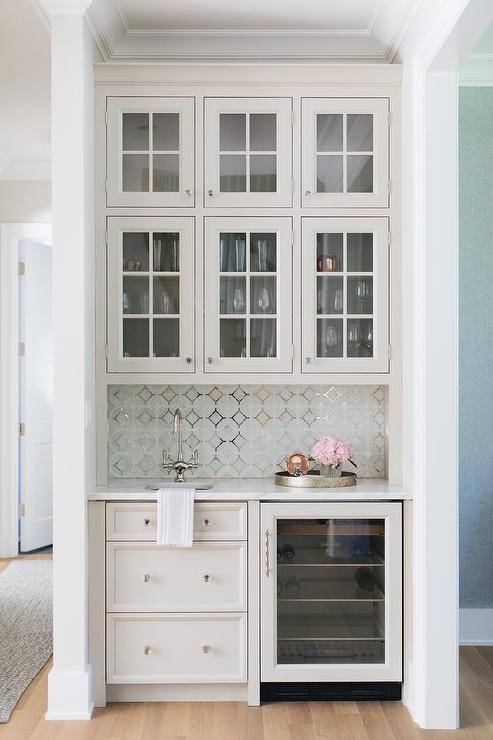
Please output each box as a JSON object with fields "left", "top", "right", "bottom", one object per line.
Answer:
{"left": 261, "top": 502, "right": 402, "bottom": 686}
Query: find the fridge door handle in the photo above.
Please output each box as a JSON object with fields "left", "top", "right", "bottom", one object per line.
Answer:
{"left": 264, "top": 529, "right": 270, "bottom": 578}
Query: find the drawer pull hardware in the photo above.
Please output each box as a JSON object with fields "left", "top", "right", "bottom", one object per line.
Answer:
{"left": 144, "top": 518, "right": 151, "bottom": 527}
{"left": 305, "top": 190, "right": 312, "bottom": 197}
{"left": 143, "top": 574, "right": 151, "bottom": 583}
{"left": 185, "top": 357, "right": 192, "bottom": 364}
{"left": 184, "top": 189, "right": 192, "bottom": 197}
{"left": 143, "top": 646, "right": 152, "bottom": 655}
{"left": 264, "top": 529, "right": 270, "bottom": 578}
{"left": 201, "top": 645, "right": 210, "bottom": 654}
{"left": 305, "top": 356, "right": 312, "bottom": 365}
{"left": 207, "top": 189, "right": 213, "bottom": 197}
{"left": 202, "top": 518, "right": 212, "bottom": 527}
{"left": 203, "top": 574, "right": 210, "bottom": 582}
{"left": 207, "top": 357, "right": 214, "bottom": 364}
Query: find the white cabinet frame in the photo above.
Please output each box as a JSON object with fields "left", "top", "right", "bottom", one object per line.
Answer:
{"left": 261, "top": 502, "right": 402, "bottom": 683}
{"left": 204, "top": 98, "right": 293, "bottom": 208}
{"left": 106, "top": 97, "right": 195, "bottom": 207}
{"left": 107, "top": 216, "right": 195, "bottom": 373}
{"left": 302, "top": 217, "right": 389, "bottom": 373}
{"left": 204, "top": 216, "right": 293, "bottom": 373}
{"left": 302, "top": 98, "right": 389, "bottom": 208}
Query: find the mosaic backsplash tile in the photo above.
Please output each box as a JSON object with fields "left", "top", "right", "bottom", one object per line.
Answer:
{"left": 108, "top": 385, "right": 385, "bottom": 479}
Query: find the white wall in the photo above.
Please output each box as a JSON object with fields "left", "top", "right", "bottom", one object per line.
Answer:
{"left": 0, "top": 180, "right": 51, "bottom": 223}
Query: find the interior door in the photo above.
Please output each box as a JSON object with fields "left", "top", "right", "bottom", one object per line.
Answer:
{"left": 19, "top": 240, "right": 53, "bottom": 552}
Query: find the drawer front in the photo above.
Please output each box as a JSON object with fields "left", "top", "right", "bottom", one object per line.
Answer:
{"left": 106, "top": 502, "right": 247, "bottom": 541}
{"left": 107, "top": 613, "right": 247, "bottom": 683}
{"left": 107, "top": 542, "right": 247, "bottom": 612}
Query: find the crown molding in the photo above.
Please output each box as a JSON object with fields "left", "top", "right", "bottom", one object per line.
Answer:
{"left": 459, "top": 54, "right": 493, "bottom": 86}
{"left": 37, "top": 0, "right": 93, "bottom": 15}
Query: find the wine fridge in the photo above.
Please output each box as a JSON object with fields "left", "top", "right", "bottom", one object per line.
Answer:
{"left": 261, "top": 502, "right": 402, "bottom": 699}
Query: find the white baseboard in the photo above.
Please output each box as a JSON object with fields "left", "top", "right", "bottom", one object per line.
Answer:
{"left": 460, "top": 608, "right": 493, "bottom": 645}
{"left": 107, "top": 683, "right": 248, "bottom": 703}
{"left": 45, "top": 668, "right": 94, "bottom": 721}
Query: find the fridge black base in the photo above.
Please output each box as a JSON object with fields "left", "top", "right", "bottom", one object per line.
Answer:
{"left": 260, "top": 682, "right": 402, "bottom": 702}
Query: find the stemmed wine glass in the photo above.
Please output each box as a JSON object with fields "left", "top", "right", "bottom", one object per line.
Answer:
{"left": 355, "top": 280, "right": 369, "bottom": 313}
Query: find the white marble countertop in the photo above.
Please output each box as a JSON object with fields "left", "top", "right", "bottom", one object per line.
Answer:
{"left": 88, "top": 477, "right": 411, "bottom": 501}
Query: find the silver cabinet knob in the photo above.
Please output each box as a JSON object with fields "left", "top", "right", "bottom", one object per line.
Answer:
{"left": 305, "top": 190, "right": 312, "bottom": 197}
{"left": 202, "top": 645, "right": 210, "bottom": 654}
{"left": 202, "top": 518, "right": 212, "bottom": 527}
{"left": 143, "top": 646, "right": 152, "bottom": 655}
{"left": 184, "top": 189, "right": 192, "bottom": 197}
{"left": 203, "top": 574, "right": 210, "bottom": 582}
{"left": 207, "top": 189, "right": 213, "bottom": 197}
{"left": 207, "top": 357, "right": 213, "bottom": 364}
{"left": 144, "top": 518, "right": 151, "bottom": 527}
{"left": 143, "top": 574, "right": 151, "bottom": 583}
{"left": 305, "top": 356, "right": 312, "bottom": 365}
{"left": 185, "top": 357, "right": 192, "bottom": 364}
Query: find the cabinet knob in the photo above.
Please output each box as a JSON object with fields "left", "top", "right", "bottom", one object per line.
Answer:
{"left": 144, "top": 518, "right": 151, "bottom": 527}
{"left": 201, "top": 645, "right": 210, "bottom": 654}
{"left": 207, "top": 189, "right": 214, "bottom": 197}
{"left": 185, "top": 357, "right": 192, "bottom": 364}
{"left": 305, "top": 356, "right": 312, "bottom": 365}
{"left": 184, "top": 189, "right": 192, "bottom": 198}
{"left": 202, "top": 518, "right": 212, "bottom": 527}
{"left": 207, "top": 357, "right": 214, "bottom": 364}
{"left": 143, "top": 646, "right": 152, "bottom": 655}
{"left": 305, "top": 190, "right": 312, "bottom": 198}
{"left": 143, "top": 574, "right": 151, "bottom": 583}
{"left": 203, "top": 574, "right": 210, "bottom": 582}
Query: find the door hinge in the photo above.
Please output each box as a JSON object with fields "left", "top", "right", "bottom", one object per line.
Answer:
{"left": 291, "top": 110, "right": 295, "bottom": 126}
{"left": 105, "top": 228, "right": 108, "bottom": 245}
{"left": 18, "top": 262, "right": 25, "bottom": 276}
{"left": 104, "top": 179, "right": 108, "bottom": 194}
{"left": 388, "top": 345, "right": 392, "bottom": 360}
{"left": 104, "top": 344, "right": 109, "bottom": 359}
{"left": 291, "top": 231, "right": 294, "bottom": 247}
{"left": 291, "top": 178, "right": 295, "bottom": 195}
{"left": 19, "top": 422, "right": 25, "bottom": 437}
{"left": 105, "top": 109, "right": 109, "bottom": 125}
{"left": 387, "top": 179, "right": 391, "bottom": 195}
{"left": 18, "top": 342, "right": 25, "bottom": 356}
{"left": 291, "top": 344, "right": 295, "bottom": 359}
{"left": 388, "top": 231, "right": 391, "bottom": 246}
{"left": 18, "top": 503, "right": 25, "bottom": 518}
{"left": 388, "top": 111, "right": 391, "bottom": 126}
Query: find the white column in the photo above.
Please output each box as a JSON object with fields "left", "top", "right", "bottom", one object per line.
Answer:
{"left": 39, "top": 0, "right": 95, "bottom": 721}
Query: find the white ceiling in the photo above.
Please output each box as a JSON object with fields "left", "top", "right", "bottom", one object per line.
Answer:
{"left": 0, "top": 0, "right": 51, "bottom": 180}
{"left": 89, "top": 0, "right": 419, "bottom": 60}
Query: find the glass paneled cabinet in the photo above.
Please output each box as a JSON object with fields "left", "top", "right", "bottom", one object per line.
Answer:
{"left": 205, "top": 217, "right": 293, "bottom": 372}
{"left": 261, "top": 502, "right": 402, "bottom": 682}
{"left": 107, "top": 217, "right": 194, "bottom": 372}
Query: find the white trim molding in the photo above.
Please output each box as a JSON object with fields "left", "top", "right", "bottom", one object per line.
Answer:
{"left": 460, "top": 609, "right": 493, "bottom": 645}
{"left": 45, "top": 669, "right": 94, "bottom": 720}
{"left": 459, "top": 54, "right": 493, "bottom": 86}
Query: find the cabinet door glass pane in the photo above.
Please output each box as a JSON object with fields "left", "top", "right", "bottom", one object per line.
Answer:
{"left": 220, "top": 114, "right": 246, "bottom": 151}
{"left": 220, "top": 155, "right": 246, "bottom": 192}
{"left": 220, "top": 276, "right": 246, "bottom": 314}
{"left": 123, "top": 232, "right": 149, "bottom": 271}
{"left": 153, "top": 154, "right": 179, "bottom": 192}
{"left": 123, "top": 276, "right": 149, "bottom": 314}
{"left": 317, "top": 155, "right": 343, "bottom": 193}
{"left": 220, "top": 318, "right": 246, "bottom": 357}
{"left": 153, "top": 276, "right": 179, "bottom": 314}
{"left": 251, "top": 276, "right": 276, "bottom": 314}
{"left": 347, "top": 155, "right": 373, "bottom": 193}
{"left": 153, "top": 318, "right": 179, "bottom": 357}
{"left": 122, "top": 154, "right": 149, "bottom": 192}
{"left": 277, "top": 518, "right": 385, "bottom": 665}
{"left": 347, "top": 233, "right": 373, "bottom": 272}
{"left": 316, "top": 233, "right": 343, "bottom": 273}
{"left": 347, "top": 319, "right": 373, "bottom": 357}
{"left": 250, "top": 233, "right": 277, "bottom": 272}
{"left": 347, "top": 277, "right": 373, "bottom": 315}
{"left": 123, "top": 318, "right": 149, "bottom": 357}
{"left": 250, "top": 113, "right": 276, "bottom": 151}
{"left": 317, "top": 114, "right": 343, "bottom": 152}
{"left": 250, "top": 155, "right": 276, "bottom": 192}
{"left": 122, "top": 113, "right": 149, "bottom": 151}
{"left": 317, "top": 276, "right": 343, "bottom": 315}
{"left": 153, "top": 113, "right": 179, "bottom": 151}
{"left": 347, "top": 114, "right": 373, "bottom": 152}
{"left": 220, "top": 233, "right": 246, "bottom": 272}
{"left": 250, "top": 318, "right": 276, "bottom": 357}
{"left": 153, "top": 233, "right": 179, "bottom": 272}
{"left": 317, "top": 318, "right": 343, "bottom": 358}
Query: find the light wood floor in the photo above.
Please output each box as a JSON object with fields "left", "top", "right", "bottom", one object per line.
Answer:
{"left": 1, "top": 555, "right": 492, "bottom": 739}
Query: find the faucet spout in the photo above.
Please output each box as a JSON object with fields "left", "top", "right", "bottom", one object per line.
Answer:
{"left": 162, "top": 407, "right": 200, "bottom": 483}
{"left": 173, "top": 408, "right": 183, "bottom": 460}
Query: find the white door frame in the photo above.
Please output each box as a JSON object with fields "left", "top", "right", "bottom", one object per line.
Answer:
{"left": 400, "top": 0, "right": 493, "bottom": 729}
{"left": 0, "top": 223, "right": 52, "bottom": 558}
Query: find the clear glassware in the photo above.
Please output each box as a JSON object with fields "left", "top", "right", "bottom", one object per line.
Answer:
{"left": 233, "top": 287, "right": 245, "bottom": 312}
{"left": 349, "top": 324, "right": 359, "bottom": 343}
{"left": 257, "top": 239, "right": 268, "bottom": 272}
{"left": 334, "top": 289, "right": 343, "bottom": 312}
{"left": 326, "top": 325, "right": 338, "bottom": 347}
{"left": 258, "top": 287, "right": 270, "bottom": 312}
{"left": 356, "top": 279, "right": 369, "bottom": 312}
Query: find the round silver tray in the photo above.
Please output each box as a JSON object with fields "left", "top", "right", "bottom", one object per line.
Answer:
{"left": 274, "top": 471, "right": 357, "bottom": 488}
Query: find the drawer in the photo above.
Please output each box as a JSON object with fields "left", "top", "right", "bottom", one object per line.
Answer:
{"left": 105, "top": 502, "right": 247, "bottom": 541}
{"left": 107, "top": 613, "right": 247, "bottom": 684}
{"left": 106, "top": 541, "right": 247, "bottom": 612}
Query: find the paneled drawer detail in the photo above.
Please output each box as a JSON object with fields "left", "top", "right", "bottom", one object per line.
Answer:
{"left": 106, "top": 542, "right": 247, "bottom": 612}
{"left": 105, "top": 502, "right": 247, "bottom": 541}
{"left": 107, "top": 613, "right": 247, "bottom": 684}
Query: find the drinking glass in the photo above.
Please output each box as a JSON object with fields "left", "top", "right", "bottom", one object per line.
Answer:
{"left": 258, "top": 287, "right": 270, "bottom": 312}
{"left": 326, "top": 325, "right": 338, "bottom": 347}
{"left": 233, "top": 287, "right": 245, "bottom": 312}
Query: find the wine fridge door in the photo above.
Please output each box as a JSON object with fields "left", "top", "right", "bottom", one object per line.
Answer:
{"left": 261, "top": 502, "right": 402, "bottom": 683}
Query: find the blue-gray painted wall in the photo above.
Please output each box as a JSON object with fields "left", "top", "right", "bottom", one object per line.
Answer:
{"left": 459, "top": 87, "right": 493, "bottom": 608}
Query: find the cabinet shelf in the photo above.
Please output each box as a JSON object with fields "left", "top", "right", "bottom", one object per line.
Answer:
{"left": 277, "top": 548, "right": 384, "bottom": 566}
{"left": 278, "top": 614, "right": 384, "bottom": 641}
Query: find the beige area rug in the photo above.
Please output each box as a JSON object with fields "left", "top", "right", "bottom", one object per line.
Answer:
{"left": 0, "top": 560, "right": 52, "bottom": 723}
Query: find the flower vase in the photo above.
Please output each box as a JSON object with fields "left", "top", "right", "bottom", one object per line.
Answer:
{"left": 320, "top": 464, "right": 342, "bottom": 478}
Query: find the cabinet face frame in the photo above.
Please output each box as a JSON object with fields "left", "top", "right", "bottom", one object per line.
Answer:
{"left": 302, "top": 217, "right": 389, "bottom": 373}
{"left": 204, "top": 216, "right": 293, "bottom": 373}
{"left": 260, "top": 501, "right": 402, "bottom": 683}
{"left": 204, "top": 97, "right": 293, "bottom": 208}
{"left": 107, "top": 216, "right": 195, "bottom": 373}
{"left": 302, "top": 98, "right": 389, "bottom": 208}
{"left": 106, "top": 97, "right": 195, "bottom": 207}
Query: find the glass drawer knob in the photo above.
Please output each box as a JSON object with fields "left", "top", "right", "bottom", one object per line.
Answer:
{"left": 185, "top": 189, "right": 192, "bottom": 197}
{"left": 305, "top": 190, "right": 312, "bottom": 197}
{"left": 186, "top": 357, "right": 192, "bottom": 364}
{"left": 144, "top": 518, "right": 151, "bottom": 527}
{"left": 203, "top": 574, "right": 210, "bottom": 582}
{"left": 143, "top": 646, "right": 152, "bottom": 655}
{"left": 202, "top": 645, "right": 210, "bottom": 654}
{"left": 202, "top": 519, "right": 211, "bottom": 527}
{"left": 305, "top": 356, "right": 312, "bottom": 364}
{"left": 143, "top": 574, "right": 151, "bottom": 583}
{"left": 208, "top": 189, "right": 213, "bottom": 197}
{"left": 207, "top": 357, "right": 214, "bottom": 364}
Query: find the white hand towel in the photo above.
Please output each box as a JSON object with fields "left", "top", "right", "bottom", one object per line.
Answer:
{"left": 156, "top": 488, "right": 195, "bottom": 547}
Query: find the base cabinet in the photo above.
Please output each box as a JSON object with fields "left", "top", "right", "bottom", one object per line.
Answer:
{"left": 260, "top": 502, "right": 402, "bottom": 683}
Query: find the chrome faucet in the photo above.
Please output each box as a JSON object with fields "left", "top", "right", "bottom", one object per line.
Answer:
{"left": 162, "top": 408, "right": 200, "bottom": 483}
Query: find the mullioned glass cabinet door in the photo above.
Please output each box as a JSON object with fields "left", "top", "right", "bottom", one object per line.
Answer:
{"left": 302, "top": 98, "right": 389, "bottom": 208}
{"left": 204, "top": 217, "right": 293, "bottom": 373}
{"left": 261, "top": 502, "right": 402, "bottom": 683}
{"left": 302, "top": 217, "right": 389, "bottom": 373}
{"left": 107, "top": 217, "right": 194, "bottom": 372}
{"left": 204, "top": 98, "right": 293, "bottom": 208}
{"left": 106, "top": 97, "right": 195, "bottom": 207}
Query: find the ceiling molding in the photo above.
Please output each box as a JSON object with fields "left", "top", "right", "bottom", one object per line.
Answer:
{"left": 371, "top": 0, "right": 423, "bottom": 60}
{"left": 37, "top": 0, "right": 93, "bottom": 15}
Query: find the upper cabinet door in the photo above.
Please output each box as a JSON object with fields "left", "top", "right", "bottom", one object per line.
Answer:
{"left": 204, "top": 98, "right": 293, "bottom": 208}
{"left": 205, "top": 217, "right": 293, "bottom": 373}
{"left": 302, "top": 217, "right": 389, "bottom": 373}
{"left": 302, "top": 98, "right": 389, "bottom": 208}
{"left": 107, "top": 217, "right": 195, "bottom": 373}
{"left": 106, "top": 97, "right": 195, "bottom": 207}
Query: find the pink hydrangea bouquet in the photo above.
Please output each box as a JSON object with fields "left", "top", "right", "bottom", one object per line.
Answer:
{"left": 311, "top": 435, "right": 357, "bottom": 477}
